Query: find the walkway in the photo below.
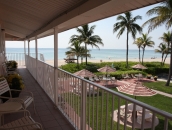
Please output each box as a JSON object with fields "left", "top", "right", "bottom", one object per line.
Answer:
{"left": 4, "top": 66, "right": 75, "bottom": 130}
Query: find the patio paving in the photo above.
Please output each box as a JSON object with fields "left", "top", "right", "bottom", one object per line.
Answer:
{"left": 3, "top": 66, "right": 75, "bottom": 130}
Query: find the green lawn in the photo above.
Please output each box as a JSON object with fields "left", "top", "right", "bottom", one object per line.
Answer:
{"left": 67, "top": 88, "right": 172, "bottom": 130}
{"left": 143, "top": 81, "right": 172, "bottom": 94}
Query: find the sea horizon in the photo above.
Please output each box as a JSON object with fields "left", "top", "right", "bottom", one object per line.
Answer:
{"left": 6, "top": 48, "right": 165, "bottom": 61}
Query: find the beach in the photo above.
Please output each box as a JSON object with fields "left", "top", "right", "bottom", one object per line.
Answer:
{"left": 46, "top": 57, "right": 170, "bottom": 66}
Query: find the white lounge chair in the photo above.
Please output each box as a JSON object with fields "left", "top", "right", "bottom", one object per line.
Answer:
{"left": 0, "top": 110, "right": 42, "bottom": 130}
{"left": 0, "top": 77, "right": 36, "bottom": 113}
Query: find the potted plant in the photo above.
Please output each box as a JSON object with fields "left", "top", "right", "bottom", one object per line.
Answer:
{"left": 6, "top": 60, "right": 18, "bottom": 70}
{"left": 154, "top": 76, "right": 158, "bottom": 81}
{"left": 147, "top": 74, "right": 152, "bottom": 79}
{"left": 1, "top": 74, "right": 25, "bottom": 102}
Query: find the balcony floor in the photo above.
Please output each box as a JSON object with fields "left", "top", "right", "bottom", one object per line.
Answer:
{"left": 4, "top": 66, "right": 75, "bottom": 130}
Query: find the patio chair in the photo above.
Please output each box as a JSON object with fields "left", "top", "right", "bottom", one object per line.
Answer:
{"left": 0, "top": 77, "right": 36, "bottom": 113}
{"left": 131, "top": 74, "right": 136, "bottom": 79}
{"left": 111, "top": 77, "right": 117, "bottom": 85}
{"left": 89, "top": 77, "right": 95, "bottom": 82}
{"left": 94, "top": 76, "right": 100, "bottom": 82}
{"left": 0, "top": 110, "right": 42, "bottom": 130}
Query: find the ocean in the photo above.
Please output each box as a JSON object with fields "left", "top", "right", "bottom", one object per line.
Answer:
{"left": 6, "top": 48, "right": 164, "bottom": 61}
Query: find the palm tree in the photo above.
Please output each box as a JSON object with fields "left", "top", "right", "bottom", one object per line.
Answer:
{"left": 140, "top": 33, "right": 155, "bottom": 64}
{"left": 66, "top": 41, "right": 87, "bottom": 67}
{"left": 159, "top": 31, "right": 171, "bottom": 65}
{"left": 155, "top": 43, "right": 168, "bottom": 65}
{"left": 113, "top": 11, "right": 142, "bottom": 68}
{"left": 133, "top": 37, "right": 143, "bottom": 62}
{"left": 69, "top": 24, "right": 103, "bottom": 65}
{"left": 142, "top": 0, "right": 172, "bottom": 86}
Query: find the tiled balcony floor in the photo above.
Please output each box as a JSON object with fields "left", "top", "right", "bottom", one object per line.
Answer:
{"left": 4, "top": 66, "right": 75, "bottom": 130}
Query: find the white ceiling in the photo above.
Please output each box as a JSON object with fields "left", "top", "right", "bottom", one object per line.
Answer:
{"left": 0, "top": 0, "right": 163, "bottom": 41}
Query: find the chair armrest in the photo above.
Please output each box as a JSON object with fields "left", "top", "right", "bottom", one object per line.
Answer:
{"left": 10, "top": 89, "right": 33, "bottom": 97}
{"left": 0, "top": 96, "right": 11, "bottom": 99}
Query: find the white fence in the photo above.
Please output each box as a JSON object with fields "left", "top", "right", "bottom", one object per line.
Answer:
{"left": 25, "top": 55, "right": 172, "bottom": 130}
{"left": 6, "top": 53, "right": 45, "bottom": 66}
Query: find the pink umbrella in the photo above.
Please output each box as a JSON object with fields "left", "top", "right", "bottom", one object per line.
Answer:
{"left": 74, "top": 69, "right": 95, "bottom": 77}
{"left": 116, "top": 83, "right": 156, "bottom": 99}
{"left": 132, "top": 64, "right": 147, "bottom": 69}
{"left": 97, "top": 65, "right": 116, "bottom": 73}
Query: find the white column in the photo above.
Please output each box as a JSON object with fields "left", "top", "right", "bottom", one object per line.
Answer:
{"left": 24, "top": 41, "right": 26, "bottom": 55}
{"left": 28, "top": 40, "right": 30, "bottom": 56}
{"left": 35, "top": 36, "right": 38, "bottom": 80}
{"left": 54, "top": 27, "right": 58, "bottom": 105}
{"left": 0, "top": 25, "right": 2, "bottom": 53}
{"left": 24, "top": 40, "right": 26, "bottom": 65}
{"left": 2, "top": 29, "right": 5, "bottom": 55}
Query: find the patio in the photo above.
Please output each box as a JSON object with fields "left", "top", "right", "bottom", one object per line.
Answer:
{"left": 3, "top": 66, "right": 75, "bottom": 130}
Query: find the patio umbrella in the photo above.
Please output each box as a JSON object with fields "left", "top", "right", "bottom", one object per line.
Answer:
{"left": 132, "top": 63, "right": 147, "bottom": 69}
{"left": 74, "top": 69, "right": 95, "bottom": 77}
{"left": 116, "top": 83, "right": 156, "bottom": 99}
{"left": 97, "top": 65, "right": 116, "bottom": 74}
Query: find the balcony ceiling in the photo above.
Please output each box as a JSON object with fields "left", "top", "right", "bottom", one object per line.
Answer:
{"left": 0, "top": 0, "right": 163, "bottom": 41}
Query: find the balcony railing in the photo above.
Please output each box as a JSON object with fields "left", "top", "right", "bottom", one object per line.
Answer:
{"left": 25, "top": 55, "right": 172, "bottom": 130}
{"left": 6, "top": 53, "right": 44, "bottom": 66}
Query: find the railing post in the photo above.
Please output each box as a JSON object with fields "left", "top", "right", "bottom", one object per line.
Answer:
{"left": 81, "top": 80, "right": 86, "bottom": 130}
{"left": 54, "top": 26, "right": 58, "bottom": 105}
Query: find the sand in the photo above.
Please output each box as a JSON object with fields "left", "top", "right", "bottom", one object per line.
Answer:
{"left": 45, "top": 57, "right": 170, "bottom": 67}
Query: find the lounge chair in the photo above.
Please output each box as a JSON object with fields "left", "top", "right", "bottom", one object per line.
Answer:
{"left": 94, "top": 76, "right": 100, "bottom": 82}
{"left": 0, "top": 110, "right": 42, "bottom": 130}
{"left": 89, "top": 77, "right": 95, "bottom": 82}
{"left": 0, "top": 77, "right": 36, "bottom": 113}
{"left": 131, "top": 74, "right": 136, "bottom": 78}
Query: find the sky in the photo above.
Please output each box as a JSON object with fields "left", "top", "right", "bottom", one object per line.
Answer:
{"left": 6, "top": 3, "right": 170, "bottom": 50}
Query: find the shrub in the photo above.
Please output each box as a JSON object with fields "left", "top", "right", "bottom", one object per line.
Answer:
{"left": 6, "top": 60, "right": 18, "bottom": 69}
{"left": 6, "top": 74, "right": 25, "bottom": 90}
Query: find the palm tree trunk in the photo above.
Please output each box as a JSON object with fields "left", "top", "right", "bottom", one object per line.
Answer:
{"left": 77, "top": 56, "right": 79, "bottom": 68}
{"left": 85, "top": 43, "right": 87, "bottom": 65}
{"left": 161, "top": 53, "right": 164, "bottom": 66}
{"left": 142, "top": 47, "right": 145, "bottom": 64}
{"left": 126, "top": 30, "right": 129, "bottom": 68}
{"left": 166, "top": 36, "right": 172, "bottom": 86}
{"left": 163, "top": 54, "right": 168, "bottom": 65}
{"left": 139, "top": 47, "right": 140, "bottom": 63}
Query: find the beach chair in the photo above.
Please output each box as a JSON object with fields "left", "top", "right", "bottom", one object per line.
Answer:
{"left": 131, "top": 74, "right": 136, "bottom": 78}
{"left": 0, "top": 110, "right": 42, "bottom": 130}
{"left": 89, "top": 77, "right": 95, "bottom": 82}
{"left": 94, "top": 76, "right": 100, "bottom": 82}
{"left": 0, "top": 77, "right": 36, "bottom": 114}
{"left": 111, "top": 77, "right": 117, "bottom": 85}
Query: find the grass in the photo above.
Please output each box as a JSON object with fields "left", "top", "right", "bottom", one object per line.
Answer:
{"left": 66, "top": 88, "right": 172, "bottom": 130}
{"left": 143, "top": 81, "right": 172, "bottom": 94}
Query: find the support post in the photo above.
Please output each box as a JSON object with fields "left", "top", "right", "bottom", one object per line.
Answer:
{"left": 0, "top": 25, "right": 2, "bottom": 53}
{"left": 28, "top": 40, "right": 30, "bottom": 56}
{"left": 35, "top": 36, "right": 38, "bottom": 80}
{"left": 24, "top": 41, "right": 26, "bottom": 66}
{"left": 54, "top": 27, "right": 58, "bottom": 105}
{"left": 81, "top": 80, "right": 86, "bottom": 130}
{"left": 2, "top": 29, "right": 5, "bottom": 55}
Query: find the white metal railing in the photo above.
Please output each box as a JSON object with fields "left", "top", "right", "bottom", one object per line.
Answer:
{"left": 6, "top": 53, "right": 45, "bottom": 66}
{"left": 25, "top": 55, "right": 172, "bottom": 130}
